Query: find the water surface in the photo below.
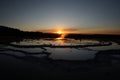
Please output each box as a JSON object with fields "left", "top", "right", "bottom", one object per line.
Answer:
{"left": 1, "top": 38, "right": 120, "bottom": 61}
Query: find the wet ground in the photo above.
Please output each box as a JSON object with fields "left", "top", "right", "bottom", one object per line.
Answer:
{"left": 0, "top": 38, "right": 120, "bottom": 79}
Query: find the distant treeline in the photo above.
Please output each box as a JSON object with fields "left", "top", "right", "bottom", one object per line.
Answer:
{"left": 0, "top": 25, "right": 120, "bottom": 39}
{"left": 0, "top": 25, "right": 120, "bottom": 44}
{"left": 66, "top": 33, "right": 120, "bottom": 40}
{"left": 0, "top": 25, "right": 61, "bottom": 44}
{"left": 66, "top": 33, "right": 120, "bottom": 45}
{"left": 0, "top": 25, "right": 60, "bottom": 38}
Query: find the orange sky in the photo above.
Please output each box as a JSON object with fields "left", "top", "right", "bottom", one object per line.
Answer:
{"left": 36, "top": 28, "right": 120, "bottom": 35}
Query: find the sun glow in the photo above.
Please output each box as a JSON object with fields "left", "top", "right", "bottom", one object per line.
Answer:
{"left": 57, "top": 30, "right": 63, "bottom": 34}
{"left": 55, "top": 29, "right": 68, "bottom": 40}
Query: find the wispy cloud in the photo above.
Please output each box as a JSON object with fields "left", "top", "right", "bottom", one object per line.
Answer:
{"left": 36, "top": 28, "right": 79, "bottom": 33}
{"left": 36, "top": 27, "right": 120, "bottom": 35}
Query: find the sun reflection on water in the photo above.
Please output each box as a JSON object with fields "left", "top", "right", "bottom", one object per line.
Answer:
{"left": 55, "top": 33, "right": 68, "bottom": 45}
{"left": 55, "top": 38, "right": 65, "bottom": 45}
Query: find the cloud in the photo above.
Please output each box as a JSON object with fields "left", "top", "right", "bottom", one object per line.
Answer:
{"left": 36, "top": 27, "right": 120, "bottom": 35}
{"left": 37, "top": 28, "right": 79, "bottom": 33}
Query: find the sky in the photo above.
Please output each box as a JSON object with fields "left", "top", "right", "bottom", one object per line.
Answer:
{"left": 0, "top": 0, "right": 120, "bottom": 34}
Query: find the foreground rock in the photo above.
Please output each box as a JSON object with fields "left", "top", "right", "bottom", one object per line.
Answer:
{"left": 0, "top": 48, "right": 120, "bottom": 79}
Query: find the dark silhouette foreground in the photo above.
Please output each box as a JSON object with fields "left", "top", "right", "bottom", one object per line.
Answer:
{"left": 0, "top": 25, "right": 120, "bottom": 80}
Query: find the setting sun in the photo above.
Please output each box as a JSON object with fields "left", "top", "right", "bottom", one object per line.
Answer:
{"left": 57, "top": 30, "right": 63, "bottom": 34}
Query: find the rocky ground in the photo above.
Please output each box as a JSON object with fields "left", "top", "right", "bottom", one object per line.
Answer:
{"left": 0, "top": 47, "right": 120, "bottom": 80}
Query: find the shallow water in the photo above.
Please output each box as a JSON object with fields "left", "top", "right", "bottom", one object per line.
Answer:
{"left": 47, "top": 48, "right": 96, "bottom": 60}
{"left": 0, "top": 38, "right": 120, "bottom": 61}
{"left": 11, "top": 38, "right": 101, "bottom": 46}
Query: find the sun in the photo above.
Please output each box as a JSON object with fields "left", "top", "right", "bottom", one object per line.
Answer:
{"left": 57, "top": 30, "right": 63, "bottom": 34}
